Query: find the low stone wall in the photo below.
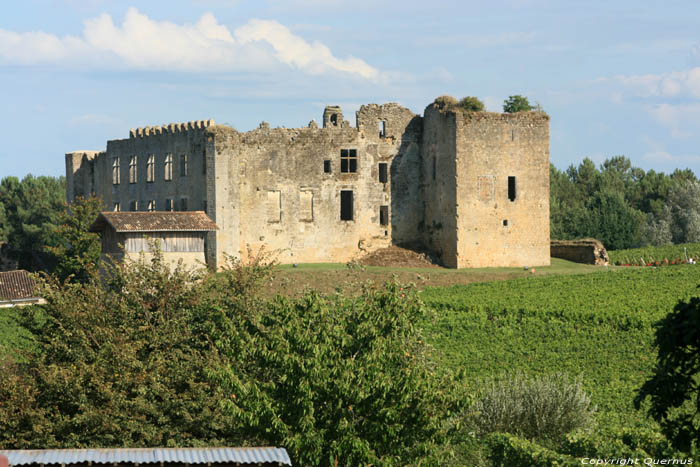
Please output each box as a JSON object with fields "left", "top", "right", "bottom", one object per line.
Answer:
{"left": 550, "top": 239, "right": 609, "bottom": 266}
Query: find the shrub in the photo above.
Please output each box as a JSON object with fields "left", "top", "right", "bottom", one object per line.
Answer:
{"left": 486, "top": 433, "right": 579, "bottom": 466}
{"left": 467, "top": 372, "right": 596, "bottom": 443}
{"left": 433, "top": 94, "right": 458, "bottom": 110}
{"left": 503, "top": 95, "right": 535, "bottom": 113}
{"left": 457, "top": 96, "right": 485, "bottom": 112}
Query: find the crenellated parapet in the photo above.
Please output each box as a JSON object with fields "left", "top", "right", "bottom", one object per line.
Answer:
{"left": 129, "top": 119, "right": 215, "bottom": 138}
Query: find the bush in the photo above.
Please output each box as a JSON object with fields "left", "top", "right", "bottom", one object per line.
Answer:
{"left": 433, "top": 94, "right": 458, "bottom": 110}
{"left": 457, "top": 96, "right": 485, "bottom": 112}
{"left": 467, "top": 372, "right": 596, "bottom": 443}
{"left": 503, "top": 95, "right": 535, "bottom": 113}
{"left": 486, "top": 433, "right": 579, "bottom": 466}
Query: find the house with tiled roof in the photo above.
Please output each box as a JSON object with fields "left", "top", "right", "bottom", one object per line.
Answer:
{"left": 0, "top": 270, "right": 45, "bottom": 308}
{"left": 89, "top": 211, "right": 218, "bottom": 268}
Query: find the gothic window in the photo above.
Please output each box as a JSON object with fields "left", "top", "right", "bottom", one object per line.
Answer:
{"left": 129, "top": 156, "right": 137, "bottom": 184}
{"left": 147, "top": 200, "right": 156, "bottom": 211}
{"left": 180, "top": 154, "right": 189, "bottom": 177}
{"left": 112, "top": 157, "right": 120, "bottom": 185}
{"left": 146, "top": 155, "right": 155, "bottom": 183}
{"left": 164, "top": 154, "right": 173, "bottom": 181}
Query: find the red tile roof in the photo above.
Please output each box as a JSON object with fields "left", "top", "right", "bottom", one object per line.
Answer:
{"left": 0, "top": 270, "right": 38, "bottom": 301}
{"left": 90, "top": 211, "right": 218, "bottom": 233}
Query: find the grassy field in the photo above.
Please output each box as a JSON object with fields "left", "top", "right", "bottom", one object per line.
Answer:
{"left": 419, "top": 264, "right": 700, "bottom": 438}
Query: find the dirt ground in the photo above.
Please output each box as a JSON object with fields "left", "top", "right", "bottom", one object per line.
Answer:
{"left": 267, "top": 245, "right": 601, "bottom": 297}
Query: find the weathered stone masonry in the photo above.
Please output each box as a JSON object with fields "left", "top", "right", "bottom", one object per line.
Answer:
{"left": 66, "top": 101, "right": 550, "bottom": 269}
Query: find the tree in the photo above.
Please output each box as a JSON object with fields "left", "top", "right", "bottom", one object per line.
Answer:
{"left": 46, "top": 196, "right": 103, "bottom": 283}
{"left": 0, "top": 175, "right": 66, "bottom": 271}
{"left": 503, "top": 95, "right": 535, "bottom": 113}
{"left": 458, "top": 96, "right": 485, "bottom": 112}
{"left": 0, "top": 250, "right": 467, "bottom": 465}
{"left": 635, "top": 295, "right": 700, "bottom": 452}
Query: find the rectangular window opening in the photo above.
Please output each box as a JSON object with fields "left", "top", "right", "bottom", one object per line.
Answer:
{"left": 113, "top": 202, "right": 120, "bottom": 212}
{"left": 180, "top": 154, "right": 189, "bottom": 177}
{"left": 147, "top": 200, "right": 156, "bottom": 212}
{"left": 378, "top": 163, "right": 388, "bottom": 183}
{"left": 180, "top": 197, "right": 189, "bottom": 211}
{"left": 165, "top": 199, "right": 173, "bottom": 212}
{"left": 340, "top": 190, "right": 354, "bottom": 221}
{"left": 323, "top": 159, "right": 331, "bottom": 173}
{"left": 112, "top": 157, "right": 120, "bottom": 185}
{"left": 508, "top": 176, "right": 517, "bottom": 202}
{"left": 130, "top": 200, "right": 138, "bottom": 211}
{"left": 379, "top": 120, "right": 386, "bottom": 138}
{"left": 129, "top": 155, "right": 138, "bottom": 184}
{"left": 432, "top": 157, "right": 436, "bottom": 181}
{"left": 340, "top": 149, "right": 357, "bottom": 173}
{"left": 379, "top": 205, "right": 388, "bottom": 226}
{"left": 164, "top": 153, "right": 173, "bottom": 181}
{"left": 146, "top": 155, "right": 155, "bottom": 183}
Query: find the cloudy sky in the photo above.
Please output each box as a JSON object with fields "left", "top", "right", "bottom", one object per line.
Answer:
{"left": 2, "top": 0, "right": 700, "bottom": 178}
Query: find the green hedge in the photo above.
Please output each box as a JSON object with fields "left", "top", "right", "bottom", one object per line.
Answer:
{"left": 486, "top": 433, "right": 579, "bottom": 466}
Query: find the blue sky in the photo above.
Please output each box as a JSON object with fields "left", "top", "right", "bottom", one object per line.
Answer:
{"left": 2, "top": 0, "right": 700, "bottom": 178}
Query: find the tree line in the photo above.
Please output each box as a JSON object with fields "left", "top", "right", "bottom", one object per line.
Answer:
{"left": 551, "top": 156, "right": 700, "bottom": 250}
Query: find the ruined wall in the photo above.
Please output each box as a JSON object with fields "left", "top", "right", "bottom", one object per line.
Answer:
{"left": 551, "top": 239, "right": 609, "bottom": 266}
{"left": 454, "top": 111, "right": 550, "bottom": 268}
{"left": 65, "top": 151, "right": 102, "bottom": 202}
{"left": 422, "top": 105, "right": 458, "bottom": 267}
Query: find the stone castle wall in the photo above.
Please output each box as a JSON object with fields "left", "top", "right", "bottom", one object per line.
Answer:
{"left": 452, "top": 109, "right": 550, "bottom": 268}
{"left": 66, "top": 101, "right": 551, "bottom": 269}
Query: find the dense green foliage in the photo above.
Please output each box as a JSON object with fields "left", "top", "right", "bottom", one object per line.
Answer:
{"left": 550, "top": 157, "right": 700, "bottom": 249}
{"left": 420, "top": 266, "right": 700, "bottom": 459}
{"left": 0, "top": 175, "right": 66, "bottom": 271}
{"left": 503, "top": 95, "right": 535, "bottom": 113}
{"left": 457, "top": 96, "right": 485, "bottom": 112}
{"left": 635, "top": 295, "right": 700, "bottom": 452}
{"left": 45, "top": 196, "right": 103, "bottom": 282}
{"left": 486, "top": 433, "right": 579, "bottom": 466}
{"left": 609, "top": 242, "right": 700, "bottom": 265}
{"left": 0, "top": 251, "right": 466, "bottom": 465}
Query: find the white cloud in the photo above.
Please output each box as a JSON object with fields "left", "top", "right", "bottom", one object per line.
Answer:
{"left": 603, "top": 67, "right": 700, "bottom": 98}
{"left": 648, "top": 102, "right": 700, "bottom": 139}
{"left": 0, "top": 8, "right": 381, "bottom": 80}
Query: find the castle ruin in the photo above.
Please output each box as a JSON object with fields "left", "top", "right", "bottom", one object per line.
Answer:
{"left": 66, "top": 100, "right": 551, "bottom": 268}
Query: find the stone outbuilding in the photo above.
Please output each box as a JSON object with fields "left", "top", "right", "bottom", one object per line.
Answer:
{"left": 89, "top": 211, "right": 218, "bottom": 268}
{"left": 68, "top": 100, "right": 550, "bottom": 269}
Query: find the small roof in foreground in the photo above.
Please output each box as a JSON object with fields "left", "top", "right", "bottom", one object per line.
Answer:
{"left": 0, "top": 447, "right": 291, "bottom": 466}
{"left": 0, "top": 270, "right": 37, "bottom": 301}
{"left": 90, "top": 211, "right": 218, "bottom": 233}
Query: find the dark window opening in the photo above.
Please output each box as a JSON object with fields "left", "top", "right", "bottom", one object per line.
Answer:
{"left": 340, "top": 149, "right": 357, "bottom": 173}
{"left": 180, "top": 154, "right": 189, "bottom": 177}
{"left": 379, "top": 120, "right": 386, "bottom": 138}
{"left": 508, "top": 176, "right": 516, "bottom": 201}
{"left": 378, "top": 163, "right": 388, "bottom": 183}
{"left": 432, "top": 157, "right": 436, "bottom": 181}
{"left": 130, "top": 200, "right": 138, "bottom": 211}
{"left": 340, "top": 190, "right": 353, "bottom": 221}
{"left": 503, "top": 219, "right": 508, "bottom": 226}
{"left": 324, "top": 159, "right": 331, "bottom": 173}
{"left": 165, "top": 199, "right": 173, "bottom": 211}
{"left": 330, "top": 114, "right": 338, "bottom": 126}
{"left": 180, "top": 198, "right": 189, "bottom": 211}
{"left": 380, "top": 205, "right": 388, "bottom": 226}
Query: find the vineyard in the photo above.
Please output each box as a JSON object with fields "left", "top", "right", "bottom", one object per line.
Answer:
{"left": 420, "top": 264, "right": 700, "bottom": 459}
{"left": 608, "top": 242, "right": 700, "bottom": 266}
